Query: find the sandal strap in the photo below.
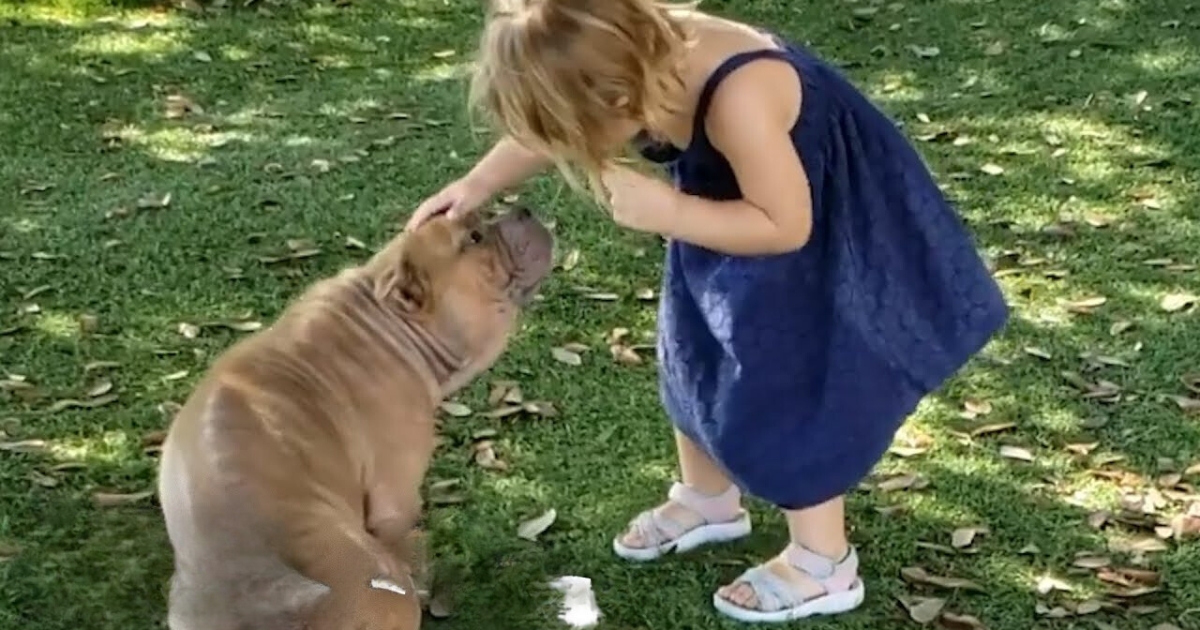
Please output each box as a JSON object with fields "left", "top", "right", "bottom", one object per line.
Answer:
{"left": 727, "top": 566, "right": 801, "bottom": 613}
{"left": 786, "top": 544, "right": 859, "bottom": 594}
{"left": 624, "top": 483, "right": 742, "bottom": 549}
{"left": 724, "top": 546, "right": 860, "bottom": 613}
{"left": 667, "top": 482, "right": 741, "bottom": 523}
{"left": 625, "top": 508, "right": 690, "bottom": 548}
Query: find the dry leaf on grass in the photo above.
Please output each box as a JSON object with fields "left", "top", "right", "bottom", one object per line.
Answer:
{"left": 876, "top": 473, "right": 929, "bottom": 492}
{"left": 968, "top": 422, "right": 1017, "bottom": 438}
{"left": 1160, "top": 293, "right": 1198, "bottom": 312}
{"left": 937, "top": 611, "right": 987, "bottom": 630}
{"left": 999, "top": 445, "right": 1035, "bottom": 462}
{"left": 0, "top": 439, "right": 49, "bottom": 454}
{"left": 439, "top": 402, "right": 473, "bottom": 418}
{"left": 900, "top": 567, "right": 984, "bottom": 592}
{"left": 899, "top": 596, "right": 946, "bottom": 624}
{"left": 551, "top": 347, "right": 583, "bottom": 366}
{"left": 950, "top": 526, "right": 988, "bottom": 549}
{"left": 473, "top": 441, "right": 508, "bottom": 471}
{"left": 92, "top": 490, "right": 154, "bottom": 508}
{"left": 47, "top": 394, "right": 118, "bottom": 413}
{"left": 517, "top": 509, "right": 557, "bottom": 541}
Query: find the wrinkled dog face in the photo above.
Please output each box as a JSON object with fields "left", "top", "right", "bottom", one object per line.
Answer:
{"left": 371, "top": 207, "right": 554, "bottom": 392}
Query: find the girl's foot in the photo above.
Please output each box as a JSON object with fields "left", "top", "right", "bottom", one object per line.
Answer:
{"left": 611, "top": 482, "right": 751, "bottom": 561}
{"left": 713, "top": 543, "right": 864, "bottom": 623}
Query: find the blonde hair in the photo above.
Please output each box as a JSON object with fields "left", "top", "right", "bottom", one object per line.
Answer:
{"left": 470, "top": 0, "right": 696, "bottom": 201}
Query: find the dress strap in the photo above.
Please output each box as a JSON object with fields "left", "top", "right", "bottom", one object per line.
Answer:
{"left": 691, "top": 48, "right": 795, "bottom": 143}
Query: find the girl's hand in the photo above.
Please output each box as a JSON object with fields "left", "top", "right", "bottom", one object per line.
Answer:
{"left": 405, "top": 177, "right": 492, "bottom": 231}
{"left": 600, "top": 164, "right": 681, "bottom": 235}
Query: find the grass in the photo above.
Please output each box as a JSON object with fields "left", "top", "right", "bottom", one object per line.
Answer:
{"left": 1, "top": 0, "right": 1199, "bottom": 628}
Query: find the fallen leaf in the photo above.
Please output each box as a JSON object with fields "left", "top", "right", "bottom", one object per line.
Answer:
{"left": 1160, "top": 293, "right": 1198, "bottom": 312}
{"left": 47, "top": 394, "right": 118, "bottom": 413}
{"left": 1023, "top": 346, "right": 1052, "bottom": 360}
{"left": 1072, "top": 555, "right": 1111, "bottom": 569}
{"left": 439, "top": 402, "right": 473, "bottom": 417}
{"left": 583, "top": 293, "right": 619, "bottom": 302}
{"left": 1170, "top": 513, "right": 1200, "bottom": 539}
{"left": 0, "top": 439, "right": 48, "bottom": 454}
{"left": 517, "top": 509, "right": 557, "bottom": 541}
{"left": 192, "top": 50, "right": 213, "bottom": 62}
{"left": 980, "top": 163, "right": 1005, "bottom": 176}
{"left": 137, "top": 192, "right": 172, "bottom": 209}
{"left": 610, "top": 344, "right": 643, "bottom": 366}
{"left": 938, "top": 611, "right": 987, "bottom": 630}
{"left": 999, "top": 445, "right": 1035, "bottom": 462}
{"left": 969, "top": 422, "right": 1017, "bottom": 438}
{"left": 344, "top": 236, "right": 366, "bottom": 249}
{"left": 876, "top": 473, "right": 928, "bottom": 492}
{"left": 432, "top": 49, "right": 456, "bottom": 58}
{"left": 635, "top": 287, "right": 656, "bottom": 301}
{"left": 559, "top": 249, "right": 581, "bottom": 271}
{"left": 83, "top": 361, "right": 120, "bottom": 373}
{"left": 92, "top": 490, "right": 154, "bottom": 508}
{"left": 1064, "top": 296, "right": 1107, "bottom": 314}
{"left": 1169, "top": 395, "right": 1200, "bottom": 413}
{"left": 488, "top": 381, "right": 523, "bottom": 407}
{"left": 889, "top": 445, "right": 929, "bottom": 458}
{"left": 909, "top": 44, "right": 941, "bottom": 58}
{"left": 983, "top": 40, "right": 1006, "bottom": 56}
{"left": 1075, "top": 600, "right": 1103, "bottom": 615}
{"left": 951, "top": 527, "right": 986, "bottom": 549}
{"left": 551, "top": 347, "right": 583, "bottom": 366}
{"left": 86, "top": 379, "right": 113, "bottom": 398}
{"left": 961, "top": 398, "right": 993, "bottom": 418}
{"left": 164, "top": 93, "right": 203, "bottom": 119}
{"left": 1036, "top": 575, "right": 1073, "bottom": 595}
{"left": 1182, "top": 374, "right": 1200, "bottom": 395}
{"left": 901, "top": 596, "right": 946, "bottom": 624}
{"left": 473, "top": 441, "right": 508, "bottom": 471}
{"left": 900, "top": 566, "right": 984, "bottom": 592}
{"left": 1108, "top": 319, "right": 1137, "bottom": 333}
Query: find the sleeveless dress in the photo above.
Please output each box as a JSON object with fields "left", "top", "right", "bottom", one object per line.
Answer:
{"left": 635, "top": 38, "right": 1009, "bottom": 510}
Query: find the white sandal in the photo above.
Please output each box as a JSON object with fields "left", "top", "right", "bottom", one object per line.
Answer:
{"left": 611, "top": 482, "right": 752, "bottom": 562}
{"left": 712, "top": 544, "right": 865, "bottom": 623}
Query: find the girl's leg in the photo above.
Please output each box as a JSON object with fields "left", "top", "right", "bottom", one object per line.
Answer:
{"left": 613, "top": 430, "right": 750, "bottom": 559}
{"left": 713, "top": 495, "right": 863, "bottom": 622}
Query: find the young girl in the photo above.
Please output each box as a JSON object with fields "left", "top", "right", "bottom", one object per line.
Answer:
{"left": 408, "top": 0, "right": 1008, "bottom": 622}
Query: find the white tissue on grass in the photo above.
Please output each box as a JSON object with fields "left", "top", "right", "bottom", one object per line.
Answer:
{"left": 548, "top": 576, "right": 601, "bottom": 628}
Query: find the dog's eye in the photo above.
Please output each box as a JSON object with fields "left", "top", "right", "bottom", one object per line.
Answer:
{"left": 468, "top": 229, "right": 484, "bottom": 244}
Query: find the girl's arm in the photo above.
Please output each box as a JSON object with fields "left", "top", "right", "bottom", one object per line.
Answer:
{"left": 464, "top": 136, "right": 553, "bottom": 196}
{"left": 659, "top": 60, "right": 812, "bottom": 256}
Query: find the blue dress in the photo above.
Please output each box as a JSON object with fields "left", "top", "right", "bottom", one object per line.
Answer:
{"left": 637, "top": 40, "right": 1009, "bottom": 510}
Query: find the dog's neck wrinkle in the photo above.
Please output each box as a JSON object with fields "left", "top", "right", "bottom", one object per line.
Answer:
{"left": 343, "top": 273, "right": 467, "bottom": 400}
{"left": 394, "top": 311, "right": 468, "bottom": 395}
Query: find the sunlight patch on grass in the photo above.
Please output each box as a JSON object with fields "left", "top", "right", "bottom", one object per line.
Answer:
{"left": 483, "top": 473, "right": 554, "bottom": 504}
{"left": 49, "top": 431, "right": 133, "bottom": 465}
{"left": 113, "top": 126, "right": 237, "bottom": 163}
{"left": 32, "top": 311, "right": 82, "bottom": 340}
{"left": 413, "top": 60, "right": 471, "bottom": 83}
{"left": 860, "top": 70, "right": 927, "bottom": 104}
{"left": 1131, "top": 44, "right": 1198, "bottom": 74}
{"left": 70, "top": 28, "right": 187, "bottom": 59}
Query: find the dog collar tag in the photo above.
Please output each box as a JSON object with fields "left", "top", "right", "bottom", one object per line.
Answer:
{"left": 369, "top": 577, "right": 407, "bottom": 595}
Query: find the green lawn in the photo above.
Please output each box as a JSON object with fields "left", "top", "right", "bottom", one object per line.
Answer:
{"left": 1, "top": 0, "right": 1198, "bottom": 628}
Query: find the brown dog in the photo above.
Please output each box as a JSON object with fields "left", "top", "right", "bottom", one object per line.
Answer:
{"left": 157, "top": 208, "right": 554, "bottom": 630}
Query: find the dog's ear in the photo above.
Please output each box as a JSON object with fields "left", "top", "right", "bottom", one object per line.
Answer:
{"left": 374, "top": 252, "right": 430, "bottom": 312}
